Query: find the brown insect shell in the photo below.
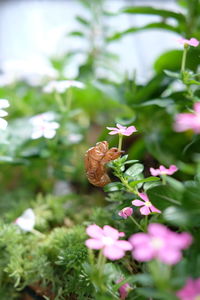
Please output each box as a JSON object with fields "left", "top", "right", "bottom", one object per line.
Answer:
{"left": 85, "top": 141, "right": 122, "bottom": 187}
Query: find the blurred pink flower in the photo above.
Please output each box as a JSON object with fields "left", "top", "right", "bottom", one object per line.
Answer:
{"left": 150, "top": 165, "right": 178, "bottom": 176}
{"left": 132, "top": 193, "right": 161, "bottom": 215}
{"left": 178, "top": 37, "right": 199, "bottom": 47}
{"left": 107, "top": 124, "right": 137, "bottom": 136}
{"left": 174, "top": 102, "right": 200, "bottom": 133}
{"left": 118, "top": 207, "right": 133, "bottom": 219}
{"left": 85, "top": 224, "right": 132, "bottom": 260}
{"left": 116, "top": 279, "right": 131, "bottom": 299}
{"left": 129, "top": 223, "right": 192, "bottom": 265}
{"left": 177, "top": 278, "right": 200, "bottom": 300}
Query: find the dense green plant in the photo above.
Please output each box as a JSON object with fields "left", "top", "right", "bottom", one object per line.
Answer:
{"left": 0, "top": 0, "right": 200, "bottom": 299}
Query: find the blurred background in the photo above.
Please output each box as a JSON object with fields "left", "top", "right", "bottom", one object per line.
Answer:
{"left": 0, "top": 0, "right": 182, "bottom": 83}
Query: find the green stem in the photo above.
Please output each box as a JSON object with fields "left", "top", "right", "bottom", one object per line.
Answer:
{"left": 66, "top": 88, "right": 73, "bottom": 111}
{"left": 31, "top": 229, "right": 45, "bottom": 238}
{"left": 55, "top": 92, "right": 65, "bottom": 112}
{"left": 118, "top": 175, "right": 139, "bottom": 195}
{"left": 144, "top": 215, "right": 148, "bottom": 232}
{"left": 118, "top": 134, "right": 123, "bottom": 152}
{"left": 130, "top": 216, "right": 144, "bottom": 232}
{"left": 97, "top": 249, "right": 106, "bottom": 270}
{"left": 181, "top": 45, "right": 188, "bottom": 73}
{"left": 161, "top": 175, "right": 166, "bottom": 185}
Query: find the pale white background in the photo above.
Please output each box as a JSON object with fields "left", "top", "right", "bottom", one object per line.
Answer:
{"left": 0, "top": 0, "right": 183, "bottom": 82}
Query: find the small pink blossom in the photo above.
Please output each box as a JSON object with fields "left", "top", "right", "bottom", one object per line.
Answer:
{"left": 129, "top": 223, "right": 192, "bottom": 265}
{"left": 118, "top": 207, "right": 133, "bottom": 219}
{"left": 85, "top": 224, "right": 132, "bottom": 260}
{"left": 178, "top": 37, "right": 199, "bottom": 47}
{"left": 150, "top": 165, "right": 178, "bottom": 176}
{"left": 132, "top": 193, "right": 161, "bottom": 216}
{"left": 107, "top": 123, "right": 137, "bottom": 136}
{"left": 174, "top": 102, "right": 200, "bottom": 133}
{"left": 116, "top": 278, "right": 131, "bottom": 299}
{"left": 177, "top": 278, "right": 200, "bottom": 300}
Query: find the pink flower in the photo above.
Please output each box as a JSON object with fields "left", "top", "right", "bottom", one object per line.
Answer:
{"left": 129, "top": 223, "right": 193, "bottom": 265}
{"left": 85, "top": 224, "right": 132, "bottom": 260}
{"left": 174, "top": 102, "right": 200, "bottom": 133}
{"left": 116, "top": 279, "right": 131, "bottom": 299}
{"left": 107, "top": 123, "right": 137, "bottom": 136}
{"left": 177, "top": 278, "right": 200, "bottom": 300}
{"left": 118, "top": 207, "right": 133, "bottom": 219}
{"left": 178, "top": 37, "right": 199, "bottom": 47}
{"left": 150, "top": 165, "right": 178, "bottom": 176}
{"left": 132, "top": 193, "right": 161, "bottom": 215}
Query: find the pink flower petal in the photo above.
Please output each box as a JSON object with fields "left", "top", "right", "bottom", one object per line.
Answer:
{"left": 194, "top": 102, "right": 200, "bottom": 113}
{"left": 189, "top": 38, "right": 199, "bottom": 47}
{"left": 166, "top": 165, "right": 178, "bottom": 175}
{"left": 116, "top": 240, "right": 133, "bottom": 251}
{"left": 103, "top": 225, "right": 119, "bottom": 240}
{"left": 138, "top": 192, "right": 149, "bottom": 202}
{"left": 108, "top": 130, "right": 119, "bottom": 135}
{"left": 119, "top": 232, "right": 125, "bottom": 237}
{"left": 150, "top": 205, "right": 161, "bottom": 214}
{"left": 133, "top": 246, "right": 155, "bottom": 262}
{"left": 86, "top": 224, "right": 104, "bottom": 239}
{"left": 85, "top": 239, "right": 104, "bottom": 249}
{"left": 150, "top": 168, "right": 160, "bottom": 176}
{"left": 132, "top": 199, "right": 144, "bottom": 207}
{"left": 103, "top": 245, "right": 125, "bottom": 260}
{"left": 123, "top": 126, "right": 137, "bottom": 136}
{"left": 140, "top": 206, "right": 151, "bottom": 215}
{"left": 116, "top": 123, "right": 126, "bottom": 130}
{"left": 129, "top": 233, "right": 150, "bottom": 246}
{"left": 158, "top": 247, "right": 182, "bottom": 265}
{"left": 106, "top": 126, "right": 118, "bottom": 131}
{"left": 148, "top": 223, "right": 168, "bottom": 237}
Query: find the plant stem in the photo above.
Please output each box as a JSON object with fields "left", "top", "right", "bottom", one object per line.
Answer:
{"left": 181, "top": 45, "right": 188, "bottom": 73}
{"left": 144, "top": 215, "right": 148, "bottom": 232}
{"left": 118, "top": 134, "right": 123, "bottom": 151}
{"left": 66, "top": 88, "right": 73, "bottom": 111}
{"left": 31, "top": 229, "right": 45, "bottom": 238}
{"left": 55, "top": 92, "right": 65, "bottom": 112}
{"left": 130, "top": 216, "right": 144, "bottom": 232}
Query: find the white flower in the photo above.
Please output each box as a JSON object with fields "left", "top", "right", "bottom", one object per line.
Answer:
{"left": 15, "top": 209, "right": 36, "bottom": 232}
{"left": 0, "top": 99, "right": 10, "bottom": 130}
{"left": 43, "top": 80, "right": 85, "bottom": 94}
{"left": 30, "top": 112, "right": 60, "bottom": 139}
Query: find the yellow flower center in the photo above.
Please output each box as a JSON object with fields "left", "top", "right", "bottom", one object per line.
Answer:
{"left": 145, "top": 201, "right": 152, "bottom": 207}
{"left": 151, "top": 237, "right": 164, "bottom": 249}
{"left": 195, "top": 296, "right": 200, "bottom": 300}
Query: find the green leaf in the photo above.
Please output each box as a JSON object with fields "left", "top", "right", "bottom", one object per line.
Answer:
{"left": 164, "top": 70, "right": 181, "bottom": 79}
{"left": 104, "top": 182, "right": 124, "bottom": 192}
{"left": 125, "top": 163, "right": 144, "bottom": 177}
{"left": 108, "top": 23, "right": 180, "bottom": 41}
{"left": 121, "top": 6, "right": 186, "bottom": 22}
{"left": 76, "top": 16, "right": 90, "bottom": 26}
{"left": 129, "top": 176, "right": 160, "bottom": 188}
{"left": 139, "top": 99, "right": 174, "bottom": 108}
{"left": 68, "top": 31, "right": 85, "bottom": 37}
{"left": 148, "top": 185, "right": 182, "bottom": 210}
{"left": 164, "top": 206, "right": 189, "bottom": 226}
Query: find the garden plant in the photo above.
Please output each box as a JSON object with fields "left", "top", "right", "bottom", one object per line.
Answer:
{"left": 0, "top": 0, "right": 200, "bottom": 299}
